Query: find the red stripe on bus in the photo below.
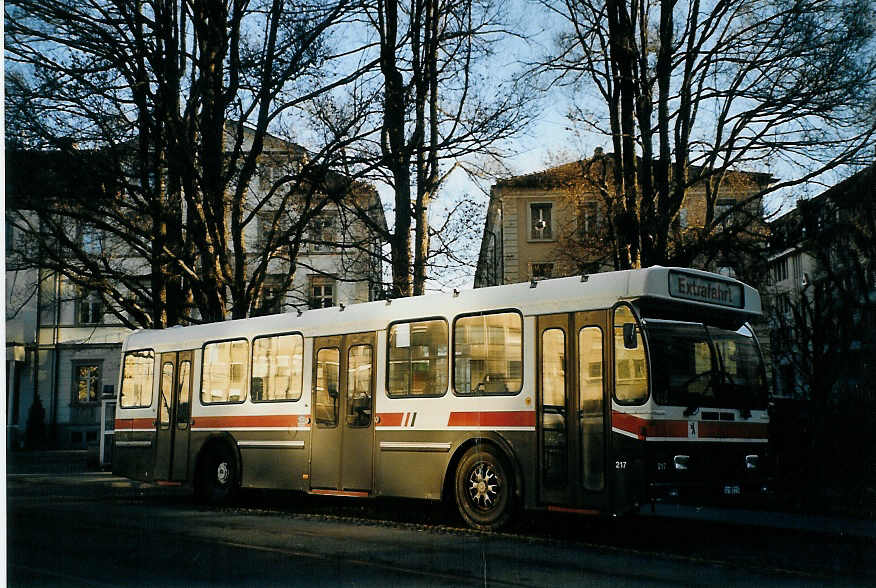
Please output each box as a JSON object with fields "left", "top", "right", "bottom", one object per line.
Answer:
{"left": 611, "top": 411, "right": 768, "bottom": 440}
{"left": 191, "top": 415, "right": 306, "bottom": 429}
{"left": 447, "top": 411, "right": 536, "bottom": 428}
{"left": 376, "top": 413, "right": 405, "bottom": 427}
{"left": 114, "top": 418, "right": 153, "bottom": 430}
{"left": 611, "top": 411, "right": 664, "bottom": 439}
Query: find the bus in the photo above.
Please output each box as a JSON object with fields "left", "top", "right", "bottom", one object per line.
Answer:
{"left": 113, "top": 267, "right": 770, "bottom": 529}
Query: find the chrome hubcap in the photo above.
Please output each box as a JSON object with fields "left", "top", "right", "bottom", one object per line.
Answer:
{"left": 467, "top": 462, "right": 500, "bottom": 510}
{"left": 216, "top": 461, "right": 230, "bottom": 485}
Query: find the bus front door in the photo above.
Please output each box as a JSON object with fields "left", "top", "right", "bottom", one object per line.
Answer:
{"left": 311, "top": 333, "right": 376, "bottom": 493}
{"left": 537, "top": 313, "right": 608, "bottom": 510}
{"left": 154, "top": 351, "right": 193, "bottom": 482}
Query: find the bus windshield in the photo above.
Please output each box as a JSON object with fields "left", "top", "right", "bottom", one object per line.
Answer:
{"left": 645, "top": 321, "right": 767, "bottom": 412}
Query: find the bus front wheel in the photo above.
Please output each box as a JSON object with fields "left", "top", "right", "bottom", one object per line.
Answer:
{"left": 195, "top": 444, "right": 238, "bottom": 506}
{"left": 455, "top": 446, "right": 512, "bottom": 530}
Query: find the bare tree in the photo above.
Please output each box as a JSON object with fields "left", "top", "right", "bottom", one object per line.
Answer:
{"left": 344, "top": 0, "right": 535, "bottom": 297}
{"left": 536, "top": 0, "right": 876, "bottom": 270}
{"left": 5, "top": 0, "right": 373, "bottom": 325}
{"left": 766, "top": 166, "right": 876, "bottom": 506}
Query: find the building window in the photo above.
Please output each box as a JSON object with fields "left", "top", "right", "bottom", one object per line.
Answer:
{"left": 791, "top": 253, "right": 803, "bottom": 282}
{"left": 529, "top": 202, "right": 553, "bottom": 241}
{"left": 309, "top": 276, "right": 335, "bottom": 308}
{"left": 79, "top": 224, "right": 102, "bottom": 255}
{"left": 254, "top": 274, "right": 285, "bottom": 316}
{"left": 716, "top": 198, "right": 736, "bottom": 224}
{"left": 78, "top": 291, "right": 103, "bottom": 325}
{"left": 772, "top": 258, "right": 789, "bottom": 283}
{"left": 530, "top": 262, "right": 554, "bottom": 281}
{"left": 74, "top": 363, "right": 101, "bottom": 403}
{"left": 577, "top": 201, "right": 598, "bottom": 239}
{"left": 259, "top": 160, "right": 298, "bottom": 191}
{"left": 308, "top": 213, "right": 338, "bottom": 252}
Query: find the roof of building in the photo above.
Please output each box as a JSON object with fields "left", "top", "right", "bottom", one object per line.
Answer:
{"left": 772, "top": 164, "right": 875, "bottom": 225}
{"left": 494, "top": 153, "right": 775, "bottom": 191}
{"left": 6, "top": 124, "right": 388, "bottom": 233}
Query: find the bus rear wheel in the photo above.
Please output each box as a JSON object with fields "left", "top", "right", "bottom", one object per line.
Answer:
{"left": 195, "top": 444, "right": 238, "bottom": 506}
{"left": 454, "top": 446, "right": 512, "bottom": 530}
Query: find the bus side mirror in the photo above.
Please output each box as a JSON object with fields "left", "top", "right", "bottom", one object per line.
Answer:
{"left": 623, "top": 323, "right": 638, "bottom": 349}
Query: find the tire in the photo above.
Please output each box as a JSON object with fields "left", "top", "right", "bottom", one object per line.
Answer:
{"left": 194, "top": 444, "right": 238, "bottom": 506}
{"left": 454, "top": 445, "right": 513, "bottom": 530}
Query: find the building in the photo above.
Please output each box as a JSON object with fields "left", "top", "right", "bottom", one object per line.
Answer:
{"left": 474, "top": 151, "right": 773, "bottom": 287}
{"left": 5, "top": 125, "right": 387, "bottom": 450}
{"left": 766, "top": 164, "right": 875, "bottom": 400}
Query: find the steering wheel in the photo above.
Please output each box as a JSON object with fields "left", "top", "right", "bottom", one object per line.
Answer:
{"left": 681, "top": 369, "right": 716, "bottom": 392}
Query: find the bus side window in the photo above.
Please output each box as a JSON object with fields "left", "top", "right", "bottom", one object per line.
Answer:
{"left": 177, "top": 360, "right": 191, "bottom": 429}
{"left": 614, "top": 306, "right": 648, "bottom": 404}
{"left": 453, "top": 311, "right": 522, "bottom": 396}
{"left": 316, "top": 347, "right": 340, "bottom": 427}
{"left": 251, "top": 333, "right": 304, "bottom": 402}
{"left": 120, "top": 350, "right": 154, "bottom": 408}
{"left": 347, "top": 345, "right": 372, "bottom": 427}
{"left": 201, "top": 340, "right": 249, "bottom": 404}
{"left": 159, "top": 362, "right": 173, "bottom": 429}
{"left": 387, "top": 319, "right": 448, "bottom": 397}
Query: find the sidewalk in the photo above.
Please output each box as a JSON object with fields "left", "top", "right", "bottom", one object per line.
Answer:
{"left": 6, "top": 449, "right": 97, "bottom": 475}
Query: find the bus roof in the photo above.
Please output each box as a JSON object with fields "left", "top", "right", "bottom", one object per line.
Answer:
{"left": 122, "top": 267, "right": 761, "bottom": 352}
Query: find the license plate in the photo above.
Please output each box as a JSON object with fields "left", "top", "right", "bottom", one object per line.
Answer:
{"left": 723, "top": 485, "right": 741, "bottom": 496}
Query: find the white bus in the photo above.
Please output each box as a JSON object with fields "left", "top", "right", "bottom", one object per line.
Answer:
{"left": 113, "top": 267, "right": 769, "bottom": 529}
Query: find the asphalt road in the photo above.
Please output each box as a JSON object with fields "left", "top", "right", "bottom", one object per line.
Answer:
{"left": 6, "top": 471, "right": 875, "bottom": 587}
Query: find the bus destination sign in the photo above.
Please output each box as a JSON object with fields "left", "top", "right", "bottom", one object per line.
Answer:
{"left": 668, "top": 271, "right": 744, "bottom": 308}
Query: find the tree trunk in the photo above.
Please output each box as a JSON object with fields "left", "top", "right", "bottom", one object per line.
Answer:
{"left": 380, "top": 0, "right": 413, "bottom": 298}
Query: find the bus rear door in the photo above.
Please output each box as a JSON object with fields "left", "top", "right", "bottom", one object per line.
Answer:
{"left": 154, "top": 351, "right": 193, "bottom": 481}
{"left": 537, "top": 312, "right": 609, "bottom": 511}
{"left": 311, "top": 333, "right": 376, "bottom": 493}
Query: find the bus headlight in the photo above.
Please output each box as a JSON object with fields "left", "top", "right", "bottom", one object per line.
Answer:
{"left": 745, "top": 454, "right": 760, "bottom": 471}
{"left": 673, "top": 455, "right": 690, "bottom": 471}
